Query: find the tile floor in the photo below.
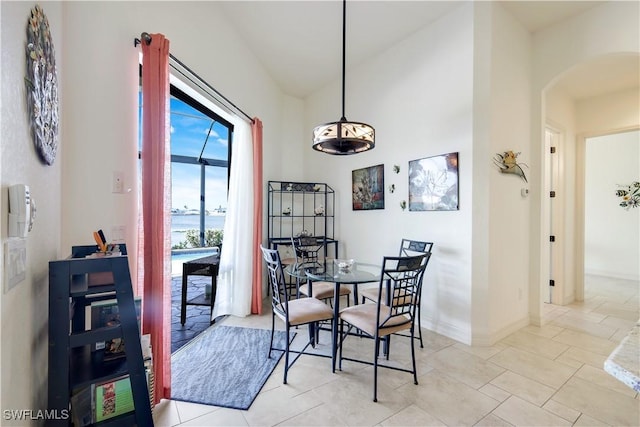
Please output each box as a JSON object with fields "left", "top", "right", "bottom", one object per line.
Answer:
{"left": 156, "top": 274, "right": 639, "bottom": 426}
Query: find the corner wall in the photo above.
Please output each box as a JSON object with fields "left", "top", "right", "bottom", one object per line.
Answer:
{"left": 483, "top": 2, "right": 532, "bottom": 344}
{"left": 1, "top": 1, "right": 63, "bottom": 416}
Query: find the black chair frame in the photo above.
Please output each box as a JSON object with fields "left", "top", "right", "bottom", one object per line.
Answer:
{"left": 261, "top": 245, "right": 334, "bottom": 384}
{"left": 338, "top": 253, "right": 430, "bottom": 402}
{"left": 362, "top": 238, "right": 433, "bottom": 348}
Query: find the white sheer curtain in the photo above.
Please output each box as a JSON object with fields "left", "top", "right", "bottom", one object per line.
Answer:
{"left": 212, "top": 118, "right": 254, "bottom": 318}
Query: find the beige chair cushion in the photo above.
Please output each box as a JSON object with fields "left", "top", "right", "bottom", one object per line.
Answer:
{"left": 360, "top": 287, "right": 418, "bottom": 306}
{"left": 339, "top": 303, "right": 411, "bottom": 337}
{"left": 275, "top": 297, "right": 334, "bottom": 327}
{"left": 299, "top": 281, "right": 351, "bottom": 300}
{"left": 280, "top": 256, "right": 297, "bottom": 266}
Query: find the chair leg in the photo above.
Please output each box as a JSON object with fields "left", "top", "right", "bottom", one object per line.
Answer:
{"left": 352, "top": 283, "right": 359, "bottom": 306}
{"left": 384, "top": 336, "right": 390, "bottom": 360}
{"left": 284, "top": 324, "right": 290, "bottom": 384}
{"left": 373, "top": 337, "right": 380, "bottom": 402}
{"left": 410, "top": 327, "right": 418, "bottom": 386}
{"left": 338, "top": 319, "right": 344, "bottom": 371}
{"left": 269, "top": 313, "right": 275, "bottom": 359}
{"left": 417, "top": 305, "right": 424, "bottom": 348}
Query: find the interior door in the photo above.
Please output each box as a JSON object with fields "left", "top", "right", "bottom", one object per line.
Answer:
{"left": 545, "top": 128, "right": 563, "bottom": 304}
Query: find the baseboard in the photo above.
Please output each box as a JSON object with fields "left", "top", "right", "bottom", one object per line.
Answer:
{"left": 470, "top": 315, "right": 530, "bottom": 347}
{"left": 421, "top": 316, "right": 471, "bottom": 345}
{"left": 421, "top": 314, "right": 531, "bottom": 347}
{"left": 585, "top": 268, "right": 640, "bottom": 282}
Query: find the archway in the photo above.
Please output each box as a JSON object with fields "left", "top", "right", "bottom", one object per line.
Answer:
{"left": 540, "top": 53, "right": 640, "bottom": 316}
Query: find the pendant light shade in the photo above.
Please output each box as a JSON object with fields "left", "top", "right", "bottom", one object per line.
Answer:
{"left": 312, "top": 119, "right": 375, "bottom": 154}
{"left": 312, "top": 0, "right": 375, "bottom": 155}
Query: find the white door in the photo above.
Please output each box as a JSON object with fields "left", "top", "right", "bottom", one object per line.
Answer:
{"left": 545, "top": 128, "right": 563, "bottom": 304}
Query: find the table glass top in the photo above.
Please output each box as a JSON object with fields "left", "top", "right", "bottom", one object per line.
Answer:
{"left": 285, "top": 260, "right": 381, "bottom": 284}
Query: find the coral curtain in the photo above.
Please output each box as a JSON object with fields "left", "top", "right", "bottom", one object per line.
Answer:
{"left": 138, "top": 33, "right": 171, "bottom": 402}
{"left": 212, "top": 119, "right": 254, "bottom": 318}
{"left": 251, "top": 118, "right": 264, "bottom": 314}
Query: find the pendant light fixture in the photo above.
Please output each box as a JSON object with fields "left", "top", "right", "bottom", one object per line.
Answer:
{"left": 312, "top": 0, "right": 375, "bottom": 155}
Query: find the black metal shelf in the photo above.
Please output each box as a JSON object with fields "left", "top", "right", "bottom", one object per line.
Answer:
{"left": 68, "top": 347, "right": 130, "bottom": 390}
{"left": 47, "top": 244, "right": 153, "bottom": 426}
{"left": 267, "top": 181, "right": 337, "bottom": 257}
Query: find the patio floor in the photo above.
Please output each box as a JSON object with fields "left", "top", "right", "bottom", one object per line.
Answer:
{"left": 170, "top": 274, "right": 215, "bottom": 354}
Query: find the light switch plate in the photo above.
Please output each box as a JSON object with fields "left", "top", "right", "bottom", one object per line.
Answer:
{"left": 112, "top": 171, "right": 124, "bottom": 193}
{"left": 4, "top": 239, "right": 26, "bottom": 293}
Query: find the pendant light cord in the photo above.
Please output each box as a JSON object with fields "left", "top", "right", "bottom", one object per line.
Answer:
{"left": 341, "top": 0, "right": 347, "bottom": 121}
{"left": 311, "top": 0, "right": 375, "bottom": 154}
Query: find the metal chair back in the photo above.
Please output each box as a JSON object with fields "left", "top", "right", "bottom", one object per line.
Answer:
{"left": 399, "top": 239, "right": 434, "bottom": 257}
{"left": 260, "top": 245, "right": 289, "bottom": 319}
{"left": 377, "top": 254, "right": 430, "bottom": 330}
{"left": 291, "top": 236, "right": 324, "bottom": 266}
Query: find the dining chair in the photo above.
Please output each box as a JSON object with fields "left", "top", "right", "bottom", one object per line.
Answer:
{"left": 291, "top": 236, "right": 352, "bottom": 305}
{"left": 260, "top": 245, "right": 335, "bottom": 384}
{"left": 338, "top": 253, "right": 430, "bottom": 402}
{"left": 360, "top": 239, "right": 433, "bottom": 347}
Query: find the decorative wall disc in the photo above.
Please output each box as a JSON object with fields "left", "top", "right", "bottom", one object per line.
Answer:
{"left": 25, "top": 4, "right": 59, "bottom": 165}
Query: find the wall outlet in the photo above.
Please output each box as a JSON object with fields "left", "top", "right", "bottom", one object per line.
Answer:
{"left": 111, "top": 225, "right": 126, "bottom": 243}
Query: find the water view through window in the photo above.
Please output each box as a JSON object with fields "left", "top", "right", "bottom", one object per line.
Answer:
{"left": 139, "top": 82, "right": 231, "bottom": 252}
{"left": 169, "top": 87, "right": 231, "bottom": 250}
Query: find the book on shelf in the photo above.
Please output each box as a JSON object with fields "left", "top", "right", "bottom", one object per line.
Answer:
{"left": 70, "top": 357, "right": 154, "bottom": 424}
{"left": 93, "top": 375, "right": 135, "bottom": 423}
{"left": 70, "top": 386, "right": 93, "bottom": 427}
{"left": 89, "top": 297, "right": 142, "bottom": 360}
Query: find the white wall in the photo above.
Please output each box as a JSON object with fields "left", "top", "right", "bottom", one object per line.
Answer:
{"left": 484, "top": 3, "right": 532, "bottom": 342}
{"left": 305, "top": 4, "right": 476, "bottom": 343}
{"left": 585, "top": 130, "right": 639, "bottom": 280}
{"left": 471, "top": 1, "right": 533, "bottom": 345}
{"left": 576, "top": 88, "right": 640, "bottom": 133}
{"left": 578, "top": 90, "right": 640, "bottom": 282}
{"left": 60, "top": 1, "right": 285, "bottom": 262}
{"left": 1, "top": 0, "right": 287, "bottom": 415}
{"left": 303, "top": 1, "right": 533, "bottom": 346}
{"left": 1, "top": 0, "right": 63, "bottom": 416}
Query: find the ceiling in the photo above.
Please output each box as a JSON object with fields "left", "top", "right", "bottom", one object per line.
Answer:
{"left": 217, "top": 1, "right": 638, "bottom": 100}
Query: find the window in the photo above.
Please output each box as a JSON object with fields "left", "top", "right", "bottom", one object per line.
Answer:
{"left": 139, "top": 80, "right": 233, "bottom": 250}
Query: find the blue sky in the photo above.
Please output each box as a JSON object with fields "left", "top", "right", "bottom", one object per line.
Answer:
{"left": 169, "top": 97, "right": 230, "bottom": 212}
{"left": 139, "top": 94, "right": 229, "bottom": 212}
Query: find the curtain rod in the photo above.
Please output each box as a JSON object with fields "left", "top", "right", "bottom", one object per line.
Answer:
{"left": 135, "top": 32, "right": 254, "bottom": 124}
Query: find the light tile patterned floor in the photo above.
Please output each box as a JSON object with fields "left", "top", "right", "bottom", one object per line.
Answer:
{"left": 155, "top": 275, "right": 639, "bottom": 426}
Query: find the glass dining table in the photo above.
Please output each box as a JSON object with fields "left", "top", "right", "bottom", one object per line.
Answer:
{"left": 285, "top": 260, "right": 381, "bottom": 372}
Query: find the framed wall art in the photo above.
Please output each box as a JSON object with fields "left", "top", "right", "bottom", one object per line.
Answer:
{"left": 352, "top": 164, "right": 385, "bottom": 210}
{"left": 408, "top": 152, "right": 459, "bottom": 211}
{"left": 25, "top": 4, "right": 59, "bottom": 165}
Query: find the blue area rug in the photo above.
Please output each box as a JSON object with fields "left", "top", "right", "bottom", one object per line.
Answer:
{"left": 171, "top": 325, "right": 290, "bottom": 410}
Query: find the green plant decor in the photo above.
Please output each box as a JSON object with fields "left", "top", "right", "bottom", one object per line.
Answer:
{"left": 172, "top": 229, "right": 223, "bottom": 249}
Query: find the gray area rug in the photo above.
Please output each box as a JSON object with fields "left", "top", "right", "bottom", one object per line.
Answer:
{"left": 171, "top": 325, "right": 290, "bottom": 410}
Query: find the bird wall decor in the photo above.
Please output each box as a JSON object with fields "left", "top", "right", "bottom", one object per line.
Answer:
{"left": 493, "top": 150, "right": 528, "bottom": 183}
